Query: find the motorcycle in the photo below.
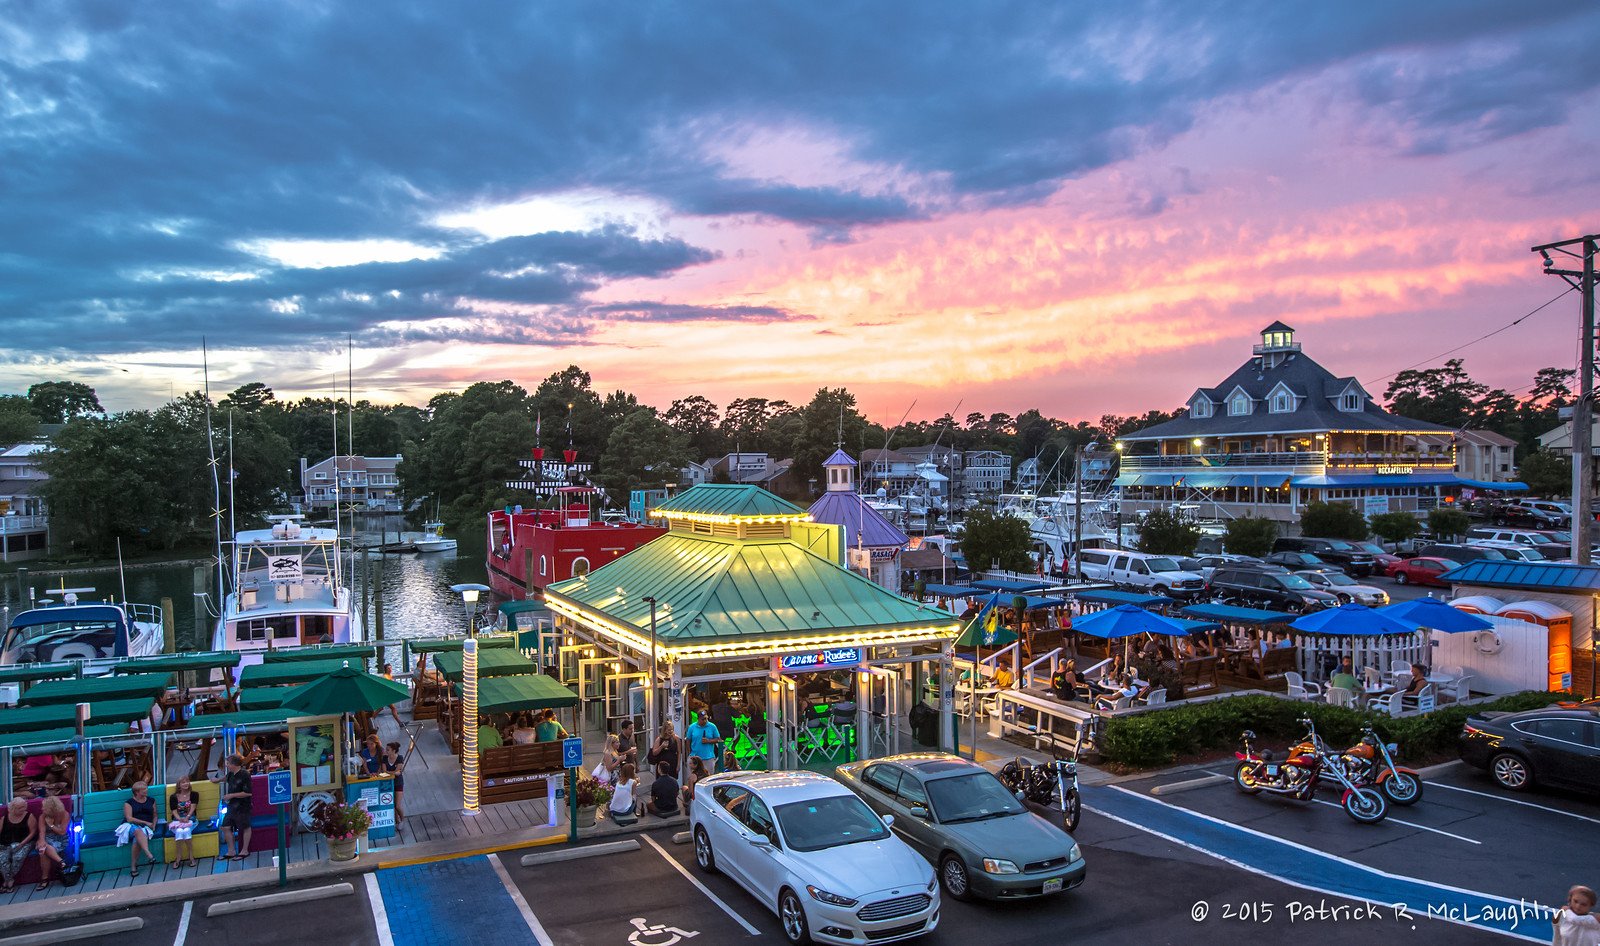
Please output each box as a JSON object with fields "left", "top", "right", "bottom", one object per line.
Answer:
{"left": 1233, "top": 720, "right": 1388, "bottom": 824}
{"left": 998, "top": 754, "right": 1081, "bottom": 832}
{"left": 1335, "top": 727, "right": 1423, "bottom": 805}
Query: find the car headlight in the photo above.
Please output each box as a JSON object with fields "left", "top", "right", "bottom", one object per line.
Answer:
{"left": 1067, "top": 843, "right": 1081, "bottom": 863}
{"left": 926, "top": 874, "right": 937, "bottom": 893}
{"left": 806, "top": 885, "right": 858, "bottom": 907}
{"left": 982, "top": 858, "right": 1021, "bottom": 875}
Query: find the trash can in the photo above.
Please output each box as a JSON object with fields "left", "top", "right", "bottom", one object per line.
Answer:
{"left": 908, "top": 701, "right": 938, "bottom": 747}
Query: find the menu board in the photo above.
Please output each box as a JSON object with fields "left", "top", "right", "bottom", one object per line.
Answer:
{"left": 344, "top": 777, "right": 397, "bottom": 840}
{"left": 289, "top": 719, "right": 341, "bottom": 792}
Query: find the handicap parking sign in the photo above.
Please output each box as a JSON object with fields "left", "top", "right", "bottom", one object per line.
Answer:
{"left": 267, "top": 769, "right": 293, "bottom": 806}
{"left": 561, "top": 736, "right": 584, "bottom": 769}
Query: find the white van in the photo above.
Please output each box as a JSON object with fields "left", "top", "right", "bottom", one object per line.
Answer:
{"left": 1467, "top": 528, "right": 1562, "bottom": 549}
{"left": 1071, "top": 549, "right": 1207, "bottom": 598}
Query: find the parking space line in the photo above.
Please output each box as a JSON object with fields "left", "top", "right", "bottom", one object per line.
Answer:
{"left": 487, "top": 852, "right": 556, "bottom": 946}
{"left": 641, "top": 833, "right": 761, "bottom": 935}
{"left": 1305, "top": 799, "right": 1481, "bottom": 844}
{"left": 364, "top": 873, "right": 395, "bottom": 946}
{"left": 173, "top": 901, "right": 192, "bottom": 946}
{"left": 1430, "top": 782, "right": 1600, "bottom": 826}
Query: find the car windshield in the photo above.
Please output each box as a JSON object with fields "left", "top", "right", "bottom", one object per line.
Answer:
{"left": 1354, "top": 543, "right": 1386, "bottom": 554}
{"left": 1277, "top": 574, "right": 1315, "bottom": 590}
{"left": 1325, "top": 540, "right": 1354, "bottom": 550}
{"left": 925, "top": 772, "right": 1025, "bottom": 823}
{"left": 1146, "top": 557, "right": 1182, "bottom": 573}
{"left": 1536, "top": 533, "right": 1565, "bottom": 544}
{"left": 1321, "top": 572, "right": 1357, "bottom": 586}
{"left": 775, "top": 795, "right": 890, "bottom": 852}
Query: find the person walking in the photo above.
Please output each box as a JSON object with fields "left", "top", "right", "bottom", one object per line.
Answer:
{"left": 214, "top": 754, "right": 254, "bottom": 861}
{"left": 0, "top": 797, "right": 35, "bottom": 894}
{"left": 122, "top": 782, "right": 159, "bottom": 877}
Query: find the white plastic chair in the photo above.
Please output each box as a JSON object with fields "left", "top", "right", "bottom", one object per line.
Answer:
{"left": 1361, "top": 666, "right": 1383, "bottom": 690}
{"left": 1373, "top": 691, "right": 1404, "bottom": 716}
{"left": 1285, "top": 671, "right": 1322, "bottom": 701}
{"left": 1447, "top": 673, "right": 1474, "bottom": 702}
{"left": 1141, "top": 688, "right": 1167, "bottom": 706}
{"left": 1325, "top": 686, "right": 1355, "bottom": 708}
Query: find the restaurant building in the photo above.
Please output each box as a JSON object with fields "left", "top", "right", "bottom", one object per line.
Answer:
{"left": 1116, "top": 322, "right": 1526, "bottom": 524}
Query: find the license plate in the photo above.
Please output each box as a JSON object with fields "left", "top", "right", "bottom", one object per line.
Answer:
{"left": 1043, "top": 878, "right": 1063, "bottom": 894}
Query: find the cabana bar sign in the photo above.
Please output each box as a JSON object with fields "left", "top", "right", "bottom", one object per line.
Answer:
{"left": 778, "top": 647, "right": 861, "bottom": 673}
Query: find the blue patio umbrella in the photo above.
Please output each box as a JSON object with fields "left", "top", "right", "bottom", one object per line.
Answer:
{"left": 1073, "top": 604, "right": 1195, "bottom": 639}
{"left": 1377, "top": 597, "right": 1494, "bottom": 634}
{"left": 1290, "top": 603, "right": 1420, "bottom": 637}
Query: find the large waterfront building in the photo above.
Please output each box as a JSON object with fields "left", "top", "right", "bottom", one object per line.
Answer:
{"left": 300, "top": 454, "right": 402, "bottom": 511}
{"left": 1116, "top": 322, "right": 1525, "bottom": 525}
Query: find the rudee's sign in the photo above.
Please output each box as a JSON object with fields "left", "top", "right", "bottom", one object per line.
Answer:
{"left": 778, "top": 647, "right": 861, "bottom": 673}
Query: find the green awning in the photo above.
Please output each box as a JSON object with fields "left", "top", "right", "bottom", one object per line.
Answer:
{"left": 185, "top": 709, "right": 296, "bottom": 730}
{"left": 431, "top": 649, "right": 539, "bottom": 682}
{"left": 406, "top": 636, "right": 517, "bottom": 655}
{"left": 0, "top": 697, "right": 156, "bottom": 734}
{"left": 499, "top": 600, "right": 548, "bottom": 617}
{"left": 236, "top": 689, "right": 291, "bottom": 710}
{"left": 452, "top": 674, "right": 579, "bottom": 715}
{"left": 0, "top": 663, "right": 78, "bottom": 685}
{"left": 112, "top": 652, "right": 242, "bottom": 674}
{"left": 262, "top": 644, "right": 378, "bottom": 664}
{"left": 0, "top": 723, "right": 142, "bottom": 751}
{"left": 18, "top": 672, "right": 173, "bottom": 706}
{"left": 238, "top": 658, "right": 352, "bottom": 687}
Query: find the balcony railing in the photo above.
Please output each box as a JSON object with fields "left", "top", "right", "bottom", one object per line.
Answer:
{"left": 1119, "top": 452, "right": 1322, "bottom": 471}
{"left": 1325, "top": 453, "right": 1454, "bottom": 469}
{"left": 0, "top": 515, "right": 48, "bottom": 534}
{"left": 1252, "top": 342, "right": 1302, "bottom": 354}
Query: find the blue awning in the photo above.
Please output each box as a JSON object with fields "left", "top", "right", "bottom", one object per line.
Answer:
{"left": 1179, "top": 603, "right": 1299, "bottom": 626}
{"left": 1179, "top": 472, "right": 1232, "bottom": 488}
{"left": 922, "top": 583, "right": 981, "bottom": 597}
{"left": 1291, "top": 473, "right": 1526, "bottom": 491}
{"left": 1074, "top": 590, "right": 1171, "bottom": 609}
{"left": 1112, "top": 474, "right": 1139, "bottom": 487}
{"left": 971, "top": 578, "right": 1052, "bottom": 593}
{"left": 1019, "top": 596, "right": 1069, "bottom": 610}
{"left": 1226, "top": 474, "right": 1291, "bottom": 488}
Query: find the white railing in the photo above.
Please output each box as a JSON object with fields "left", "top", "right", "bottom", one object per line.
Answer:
{"left": 0, "top": 515, "right": 47, "bottom": 533}
{"left": 1020, "top": 647, "right": 1064, "bottom": 689}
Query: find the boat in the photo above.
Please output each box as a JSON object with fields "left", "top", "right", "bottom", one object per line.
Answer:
{"left": 413, "top": 520, "right": 457, "bottom": 554}
{"left": 2, "top": 593, "right": 165, "bottom": 671}
{"left": 1029, "top": 492, "right": 1119, "bottom": 573}
{"left": 213, "top": 514, "right": 360, "bottom": 657}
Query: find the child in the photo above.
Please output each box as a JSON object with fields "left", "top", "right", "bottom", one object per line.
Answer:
{"left": 1553, "top": 885, "right": 1599, "bottom": 946}
{"left": 168, "top": 777, "right": 198, "bottom": 868}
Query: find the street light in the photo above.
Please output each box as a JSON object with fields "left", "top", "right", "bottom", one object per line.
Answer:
{"left": 642, "top": 595, "right": 659, "bottom": 734}
{"left": 450, "top": 582, "right": 488, "bottom": 816}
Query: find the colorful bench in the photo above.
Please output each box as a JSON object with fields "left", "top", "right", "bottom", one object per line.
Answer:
{"left": 10, "top": 795, "right": 76, "bottom": 886}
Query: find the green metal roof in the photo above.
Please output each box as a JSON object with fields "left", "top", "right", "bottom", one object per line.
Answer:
{"left": 405, "top": 636, "right": 517, "bottom": 655}
{"left": 238, "top": 658, "right": 351, "bottom": 688}
{"left": 18, "top": 672, "right": 174, "bottom": 706}
{"left": 0, "top": 723, "right": 143, "bottom": 751}
{"left": 262, "top": 644, "right": 378, "bottom": 664}
{"left": 236, "top": 688, "right": 292, "bottom": 710}
{"left": 0, "top": 698, "right": 156, "bottom": 734}
{"left": 430, "top": 649, "right": 539, "bottom": 682}
{"left": 650, "top": 484, "right": 807, "bottom": 519}
{"left": 451, "top": 674, "right": 579, "bottom": 714}
{"left": 547, "top": 532, "right": 958, "bottom": 648}
{"left": 112, "top": 652, "right": 242, "bottom": 673}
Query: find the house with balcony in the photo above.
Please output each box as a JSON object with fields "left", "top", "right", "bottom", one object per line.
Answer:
{"left": 1115, "top": 322, "right": 1526, "bottom": 525}
{"left": 963, "top": 450, "right": 1011, "bottom": 497}
{"left": 300, "top": 455, "right": 402, "bottom": 511}
{"left": 1456, "top": 429, "right": 1518, "bottom": 484}
{"left": 0, "top": 441, "right": 50, "bottom": 562}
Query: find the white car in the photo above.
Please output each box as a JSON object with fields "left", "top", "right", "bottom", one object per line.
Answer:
{"left": 1293, "top": 569, "right": 1389, "bottom": 607}
{"left": 691, "top": 770, "right": 939, "bottom": 945}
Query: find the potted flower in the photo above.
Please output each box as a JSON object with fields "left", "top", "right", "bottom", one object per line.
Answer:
{"left": 310, "top": 799, "right": 373, "bottom": 861}
{"left": 573, "top": 776, "right": 611, "bottom": 828}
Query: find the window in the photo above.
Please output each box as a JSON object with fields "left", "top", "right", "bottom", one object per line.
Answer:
{"left": 1340, "top": 393, "right": 1360, "bottom": 411}
{"left": 1191, "top": 398, "right": 1211, "bottom": 419}
{"left": 571, "top": 557, "right": 590, "bottom": 578}
{"left": 863, "top": 765, "right": 901, "bottom": 795}
{"left": 1271, "top": 393, "right": 1291, "bottom": 413}
{"left": 1230, "top": 396, "right": 1251, "bottom": 416}
{"left": 895, "top": 774, "right": 929, "bottom": 807}
{"left": 745, "top": 797, "right": 778, "bottom": 843}
{"left": 313, "top": 473, "right": 327, "bottom": 480}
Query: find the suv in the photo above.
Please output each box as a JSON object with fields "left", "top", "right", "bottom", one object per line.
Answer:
{"left": 1417, "top": 543, "right": 1510, "bottom": 565}
{"left": 1207, "top": 565, "right": 1339, "bottom": 613}
{"left": 1468, "top": 540, "right": 1558, "bottom": 563}
{"left": 1494, "top": 502, "right": 1567, "bottom": 528}
{"left": 1467, "top": 528, "right": 1562, "bottom": 549}
{"left": 1271, "top": 537, "right": 1378, "bottom": 576}
{"left": 1263, "top": 550, "right": 1341, "bottom": 573}
{"left": 1071, "top": 549, "right": 1208, "bottom": 598}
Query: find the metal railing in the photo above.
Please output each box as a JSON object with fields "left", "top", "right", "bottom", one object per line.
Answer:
{"left": 1119, "top": 452, "right": 1319, "bottom": 470}
{"left": 0, "top": 514, "right": 47, "bottom": 533}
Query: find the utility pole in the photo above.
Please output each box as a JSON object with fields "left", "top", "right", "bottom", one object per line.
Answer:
{"left": 1534, "top": 234, "right": 1598, "bottom": 564}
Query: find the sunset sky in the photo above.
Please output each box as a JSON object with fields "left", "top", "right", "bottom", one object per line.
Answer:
{"left": 4, "top": 3, "right": 1598, "bottom": 424}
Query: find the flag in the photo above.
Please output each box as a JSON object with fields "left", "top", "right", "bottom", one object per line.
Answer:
{"left": 535, "top": 412, "right": 542, "bottom": 445}
{"left": 953, "top": 592, "right": 1017, "bottom": 648}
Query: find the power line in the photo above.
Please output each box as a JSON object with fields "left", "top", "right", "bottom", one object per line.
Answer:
{"left": 1365, "top": 286, "right": 1577, "bottom": 386}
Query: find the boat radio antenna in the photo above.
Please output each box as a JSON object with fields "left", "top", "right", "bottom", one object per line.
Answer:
{"left": 202, "top": 339, "right": 228, "bottom": 602}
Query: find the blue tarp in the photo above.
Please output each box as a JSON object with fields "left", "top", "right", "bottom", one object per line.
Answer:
{"left": 922, "top": 584, "right": 981, "bottom": 597}
{"left": 1018, "top": 596, "right": 1069, "bottom": 610}
{"left": 1179, "top": 603, "right": 1298, "bottom": 625}
{"left": 1075, "top": 590, "right": 1170, "bottom": 608}
{"left": 971, "top": 579, "right": 1051, "bottom": 593}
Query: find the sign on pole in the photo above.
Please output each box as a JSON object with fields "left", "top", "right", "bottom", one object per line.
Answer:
{"left": 268, "top": 769, "right": 292, "bottom": 888}
{"left": 268, "top": 555, "right": 304, "bottom": 580}
{"left": 267, "top": 770, "right": 293, "bottom": 806}
{"left": 561, "top": 736, "right": 585, "bottom": 770}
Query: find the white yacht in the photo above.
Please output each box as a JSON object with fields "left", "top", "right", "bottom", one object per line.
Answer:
{"left": 1029, "top": 493, "right": 1118, "bottom": 572}
{"left": 213, "top": 516, "right": 359, "bottom": 656}
{"left": 412, "top": 520, "right": 457, "bottom": 554}
{"left": 2, "top": 594, "right": 164, "bottom": 670}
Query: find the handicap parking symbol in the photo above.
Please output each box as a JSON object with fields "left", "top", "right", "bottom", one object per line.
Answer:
{"left": 626, "top": 917, "right": 699, "bottom": 946}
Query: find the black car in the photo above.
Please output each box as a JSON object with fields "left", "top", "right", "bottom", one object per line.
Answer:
{"left": 1262, "top": 550, "right": 1342, "bottom": 574}
{"left": 1271, "top": 537, "right": 1378, "bottom": 577}
{"left": 1460, "top": 705, "right": 1600, "bottom": 793}
{"left": 1207, "top": 565, "right": 1340, "bottom": 613}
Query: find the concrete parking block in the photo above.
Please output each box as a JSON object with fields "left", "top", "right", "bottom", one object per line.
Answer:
{"left": 520, "top": 839, "right": 640, "bottom": 866}
{"left": 0, "top": 917, "right": 143, "bottom": 946}
{"left": 205, "top": 881, "right": 355, "bottom": 917}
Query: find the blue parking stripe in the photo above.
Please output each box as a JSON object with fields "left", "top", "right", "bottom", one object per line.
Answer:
{"left": 1084, "top": 785, "right": 1553, "bottom": 942}
{"left": 377, "top": 855, "right": 535, "bottom": 946}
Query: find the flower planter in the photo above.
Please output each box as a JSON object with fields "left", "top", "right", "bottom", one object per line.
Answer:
{"left": 577, "top": 805, "right": 597, "bottom": 828}
{"left": 328, "top": 837, "right": 359, "bottom": 861}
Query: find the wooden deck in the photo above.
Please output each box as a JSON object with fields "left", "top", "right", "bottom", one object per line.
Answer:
{"left": 0, "top": 703, "right": 558, "bottom": 909}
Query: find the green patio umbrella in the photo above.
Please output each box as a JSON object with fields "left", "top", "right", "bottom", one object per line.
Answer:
{"left": 279, "top": 662, "right": 410, "bottom": 715}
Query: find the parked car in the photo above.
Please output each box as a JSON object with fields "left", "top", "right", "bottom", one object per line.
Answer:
{"left": 1350, "top": 541, "right": 1402, "bottom": 571}
{"left": 1263, "top": 550, "right": 1342, "bottom": 574}
{"left": 835, "top": 753, "right": 1086, "bottom": 902}
{"left": 1070, "top": 549, "right": 1208, "bottom": 599}
{"left": 1271, "top": 537, "right": 1378, "bottom": 576}
{"left": 1416, "top": 543, "right": 1510, "bottom": 565}
{"left": 1384, "top": 556, "right": 1456, "bottom": 587}
{"left": 1520, "top": 500, "right": 1573, "bottom": 527}
{"left": 1193, "top": 553, "right": 1264, "bottom": 579}
{"left": 1493, "top": 502, "right": 1568, "bottom": 528}
{"left": 691, "top": 770, "right": 939, "bottom": 945}
{"left": 1207, "top": 565, "right": 1339, "bottom": 612}
{"left": 1459, "top": 704, "right": 1600, "bottom": 793}
{"left": 1293, "top": 569, "right": 1389, "bottom": 607}
{"left": 1468, "top": 540, "right": 1557, "bottom": 563}
{"left": 1467, "top": 528, "right": 1564, "bottom": 549}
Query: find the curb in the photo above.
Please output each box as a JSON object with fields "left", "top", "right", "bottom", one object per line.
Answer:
{"left": 206, "top": 882, "right": 354, "bottom": 917}
{"left": 520, "top": 839, "right": 640, "bottom": 867}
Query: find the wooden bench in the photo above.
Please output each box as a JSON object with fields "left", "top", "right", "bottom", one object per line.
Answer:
{"left": 1259, "top": 648, "right": 1298, "bottom": 679}
{"left": 1179, "top": 655, "right": 1220, "bottom": 692}
{"left": 479, "top": 742, "right": 565, "bottom": 805}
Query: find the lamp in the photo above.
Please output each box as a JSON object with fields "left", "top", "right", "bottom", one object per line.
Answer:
{"left": 450, "top": 583, "right": 490, "bottom": 639}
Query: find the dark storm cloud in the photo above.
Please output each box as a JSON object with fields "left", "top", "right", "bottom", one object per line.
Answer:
{"left": 2, "top": 0, "right": 1597, "bottom": 354}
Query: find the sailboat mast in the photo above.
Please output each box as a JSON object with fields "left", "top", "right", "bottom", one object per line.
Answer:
{"left": 202, "top": 340, "right": 228, "bottom": 606}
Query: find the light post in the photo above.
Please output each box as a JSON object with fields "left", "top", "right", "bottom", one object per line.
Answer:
{"left": 1114, "top": 442, "right": 1125, "bottom": 546}
{"left": 451, "top": 583, "right": 489, "bottom": 815}
{"left": 642, "top": 595, "right": 659, "bottom": 734}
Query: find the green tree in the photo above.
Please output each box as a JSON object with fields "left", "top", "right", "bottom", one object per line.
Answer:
{"left": 397, "top": 381, "right": 534, "bottom": 528}
{"left": 529, "top": 366, "right": 609, "bottom": 462}
{"left": 1298, "top": 501, "right": 1369, "bottom": 540}
{"left": 600, "top": 409, "right": 691, "bottom": 497}
{"left": 783, "top": 388, "right": 870, "bottom": 497}
{"left": 27, "top": 381, "right": 103, "bottom": 423}
{"left": 1428, "top": 507, "right": 1472, "bottom": 542}
{"left": 220, "top": 383, "right": 277, "bottom": 413}
{"left": 957, "top": 507, "right": 1034, "bottom": 573}
{"left": 1224, "top": 516, "right": 1279, "bottom": 557}
{"left": 0, "top": 395, "right": 40, "bottom": 443}
{"left": 665, "top": 395, "right": 723, "bottom": 459}
{"left": 1136, "top": 508, "right": 1201, "bottom": 556}
{"left": 1367, "top": 511, "right": 1422, "bottom": 546}
{"left": 1518, "top": 451, "right": 1571, "bottom": 498}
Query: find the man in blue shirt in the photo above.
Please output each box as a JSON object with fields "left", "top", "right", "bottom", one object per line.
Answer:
{"left": 685, "top": 709, "right": 723, "bottom": 771}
